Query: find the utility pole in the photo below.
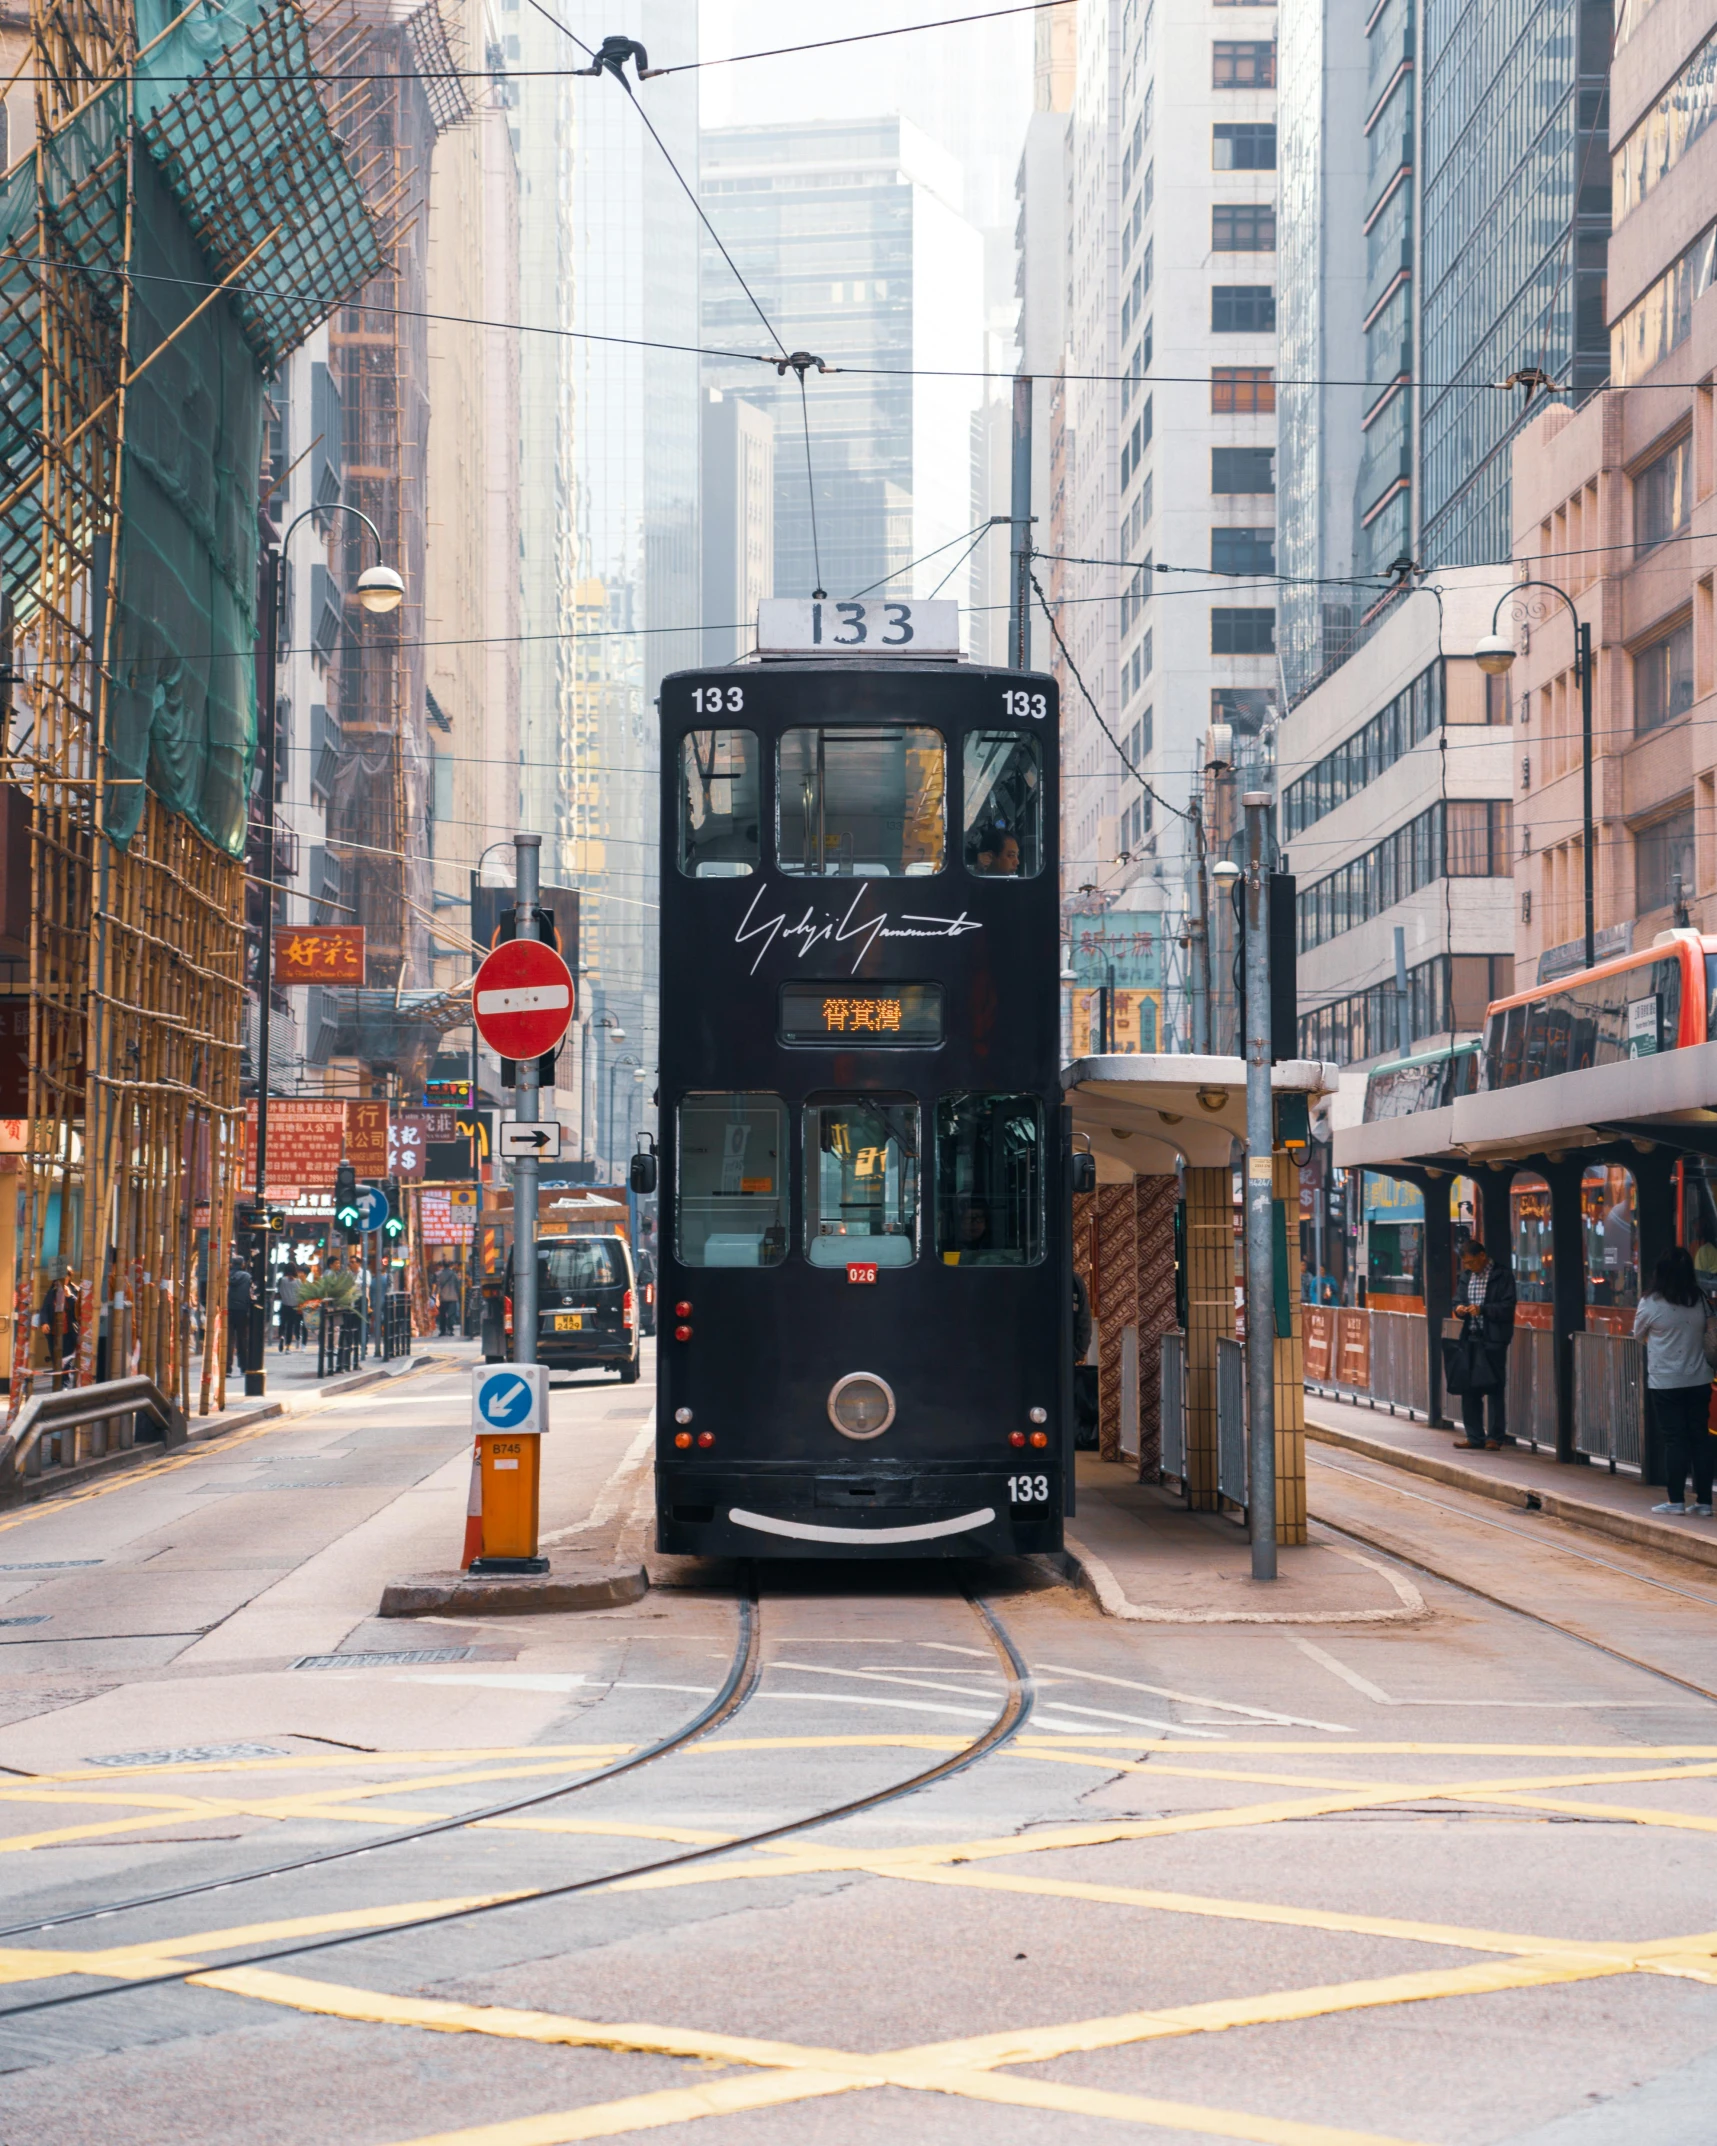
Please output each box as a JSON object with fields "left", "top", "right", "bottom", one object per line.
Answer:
{"left": 1188, "top": 801, "right": 1212, "bottom": 1053}
{"left": 1242, "top": 791, "right": 1277, "bottom": 1582}
{"left": 1008, "top": 374, "right": 1032, "bottom": 671}
{"left": 512, "top": 833, "right": 541, "bottom": 1364}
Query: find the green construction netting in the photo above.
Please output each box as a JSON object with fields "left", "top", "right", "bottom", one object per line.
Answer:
{"left": 104, "top": 145, "right": 262, "bottom": 856}
{"left": 135, "top": 0, "right": 385, "bottom": 372}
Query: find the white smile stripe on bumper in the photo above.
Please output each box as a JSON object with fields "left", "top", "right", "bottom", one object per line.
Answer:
{"left": 726, "top": 1506, "right": 995, "bottom": 1546}
{"left": 476, "top": 983, "right": 571, "bottom": 1015}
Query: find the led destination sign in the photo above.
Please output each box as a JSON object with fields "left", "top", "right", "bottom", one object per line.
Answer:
{"left": 779, "top": 982, "right": 944, "bottom": 1047}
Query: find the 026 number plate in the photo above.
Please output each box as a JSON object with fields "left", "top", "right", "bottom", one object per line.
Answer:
{"left": 846, "top": 1263, "right": 878, "bottom": 1285}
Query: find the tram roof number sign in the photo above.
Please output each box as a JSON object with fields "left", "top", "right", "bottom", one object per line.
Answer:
{"left": 757, "top": 597, "right": 960, "bottom": 657}
{"left": 471, "top": 938, "right": 575, "bottom": 1060}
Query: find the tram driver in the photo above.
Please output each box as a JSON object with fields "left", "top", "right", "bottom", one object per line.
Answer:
{"left": 973, "top": 821, "right": 1021, "bottom": 876}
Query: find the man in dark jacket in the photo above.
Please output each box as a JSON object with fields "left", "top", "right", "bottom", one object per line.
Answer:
{"left": 1452, "top": 1236, "right": 1516, "bottom": 1450}
{"left": 227, "top": 1255, "right": 255, "bottom": 1376}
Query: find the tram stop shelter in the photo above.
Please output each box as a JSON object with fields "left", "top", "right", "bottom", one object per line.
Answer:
{"left": 1334, "top": 1042, "right": 1717, "bottom": 1477}
{"left": 1064, "top": 1053, "right": 1341, "bottom": 1546}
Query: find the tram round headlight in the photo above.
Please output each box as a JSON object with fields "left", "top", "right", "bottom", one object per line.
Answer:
{"left": 827, "top": 1371, "right": 896, "bottom": 1441}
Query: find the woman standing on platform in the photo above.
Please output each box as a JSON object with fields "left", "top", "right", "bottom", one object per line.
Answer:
{"left": 1634, "top": 1246, "right": 1715, "bottom": 1517}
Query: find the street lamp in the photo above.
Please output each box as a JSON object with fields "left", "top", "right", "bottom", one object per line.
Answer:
{"left": 1476, "top": 580, "right": 1593, "bottom": 972}
{"left": 247, "top": 502, "right": 402, "bottom": 1396}
{"left": 607, "top": 1052, "right": 638, "bottom": 1180}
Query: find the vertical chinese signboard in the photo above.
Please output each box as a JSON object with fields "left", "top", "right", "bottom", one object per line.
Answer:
{"left": 346, "top": 1099, "right": 391, "bottom": 1177}
{"left": 389, "top": 1112, "right": 429, "bottom": 1181}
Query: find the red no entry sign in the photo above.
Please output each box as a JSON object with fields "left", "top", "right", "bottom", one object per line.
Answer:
{"left": 472, "top": 938, "right": 576, "bottom": 1060}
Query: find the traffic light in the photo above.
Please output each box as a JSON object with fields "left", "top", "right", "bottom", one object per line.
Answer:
{"left": 383, "top": 1211, "right": 404, "bottom": 1242}
{"left": 333, "top": 1159, "right": 360, "bottom": 1233}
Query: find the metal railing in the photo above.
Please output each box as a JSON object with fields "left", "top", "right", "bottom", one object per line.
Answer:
{"left": 1160, "top": 1332, "right": 1186, "bottom": 1482}
{"left": 1572, "top": 1331, "right": 1645, "bottom": 1471}
{"left": 1216, "top": 1336, "right": 1247, "bottom": 1510}
{"left": 381, "top": 1292, "right": 412, "bottom": 1361}
{"left": 1369, "top": 1308, "right": 1429, "bottom": 1416}
{"left": 1508, "top": 1325, "right": 1557, "bottom": 1451}
{"left": 316, "top": 1305, "right": 364, "bottom": 1377}
{"left": 1, "top": 1376, "right": 186, "bottom": 1494}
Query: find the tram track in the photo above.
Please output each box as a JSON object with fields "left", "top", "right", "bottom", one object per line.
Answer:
{"left": 0, "top": 1577, "right": 1033, "bottom": 2028}
{"left": 1308, "top": 1455, "right": 1717, "bottom": 1708}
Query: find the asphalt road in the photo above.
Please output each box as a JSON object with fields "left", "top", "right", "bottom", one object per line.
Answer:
{"left": 2, "top": 1350, "right": 1716, "bottom": 2146}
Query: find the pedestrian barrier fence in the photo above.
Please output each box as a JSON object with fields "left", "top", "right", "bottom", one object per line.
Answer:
{"left": 1160, "top": 1331, "right": 1186, "bottom": 1483}
{"left": 1216, "top": 1336, "right": 1247, "bottom": 1510}
{"left": 316, "top": 1304, "right": 364, "bottom": 1378}
{"left": 382, "top": 1292, "right": 412, "bottom": 1361}
{"left": 1572, "top": 1330, "right": 1645, "bottom": 1471}
{"left": 1508, "top": 1325, "right": 1557, "bottom": 1451}
{"left": 1369, "top": 1308, "right": 1429, "bottom": 1417}
{"left": 1304, "top": 1304, "right": 1427, "bottom": 1420}
{"left": 0, "top": 1376, "right": 186, "bottom": 1495}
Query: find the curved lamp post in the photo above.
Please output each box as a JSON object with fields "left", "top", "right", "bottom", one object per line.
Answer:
{"left": 247, "top": 503, "right": 402, "bottom": 1395}
{"left": 1476, "top": 580, "right": 1592, "bottom": 974}
{"left": 607, "top": 1050, "right": 638, "bottom": 1181}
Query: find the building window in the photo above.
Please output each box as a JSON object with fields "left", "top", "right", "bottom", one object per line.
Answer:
{"left": 1445, "top": 800, "right": 1512, "bottom": 877}
{"left": 1635, "top": 435, "right": 1691, "bottom": 552}
{"left": 1213, "top": 39, "right": 1275, "bottom": 85}
{"left": 1213, "top": 121, "right": 1276, "bottom": 168}
{"left": 1634, "top": 619, "right": 1695, "bottom": 734}
{"left": 1211, "top": 527, "right": 1275, "bottom": 575}
{"left": 1212, "top": 286, "right": 1275, "bottom": 333}
{"left": 1212, "top": 607, "right": 1275, "bottom": 655}
{"left": 1213, "top": 204, "right": 1276, "bottom": 250}
{"left": 1637, "top": 807, "right": 1696, "bottom": 915}
{"left": 1211, "top": 687, "right": 1273, "bottom": 735}
{"left": 1212, "top": 446, "right": 1274, "bottom": 492}
{"left": 1296, "top": 802, "right": 1511, "bottom": 955}
{"left": 1211, "top": 366, "right": 1275, "bottom": 412}
{"left": 1282, "top": 662, "right": 1443, "bottom": 837}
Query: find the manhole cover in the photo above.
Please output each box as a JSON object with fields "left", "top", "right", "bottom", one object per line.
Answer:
{"left": 89, "top": 1742, "right": 290, "bottom": 1767}
{"left": 0, "top": 1616, "right": 50, "bottom": 1627}
{"left": 293, "top": 1649, "right": 474, "bottom": 1669}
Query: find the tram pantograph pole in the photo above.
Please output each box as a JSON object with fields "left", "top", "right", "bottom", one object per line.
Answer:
{"left": 512, "top": 833, "right": 541, "bottom": 1366}
{"left": 1241, "top": 790, "right": 1277, "bottom": 1582}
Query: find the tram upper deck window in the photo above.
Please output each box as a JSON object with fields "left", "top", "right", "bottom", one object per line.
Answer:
{"left": 778, "top": 727, "right": 945, "bottom": 876}
{"left": 675, "top": 1093, "right": 787, "bottom": 1267}
{"left": 962, "top": 733, "right": 1042, "bottom": 877}
{"left": 680, "top": 730, "right": 760, "bottom": 877}
{"left": 936, "top": 1094, "right": 1044, "bottom": 1264}
{"left": 805, "top": 1097, "right": 919, "bottom": 1265}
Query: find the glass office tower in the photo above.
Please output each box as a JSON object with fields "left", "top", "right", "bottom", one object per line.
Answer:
{"left": 1419, "top": 0, "right": 1611, "bottom": 568}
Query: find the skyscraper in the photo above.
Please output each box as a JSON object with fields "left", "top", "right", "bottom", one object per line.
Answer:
{"left": 699, "top": 118, "right": 983, "bottom": 605}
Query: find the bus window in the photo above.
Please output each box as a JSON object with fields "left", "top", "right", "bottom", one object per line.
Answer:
{"left": 805, "top": 1098, "right": 919, "bottom": 1265}
{"left": 962, "top": 733, "right": 1042, "bottom": 878}
{"left": 935, "top": 1094, "right": 1044, "bottom": 1265}
{"left": 680, "top": 731, "right": 760, "bottom": 877}
{"left": 778, "top": 728, "right": 945, "bottom": 877}
{"left": 675, "top": 1093, "right": 787, "bottom": 1267}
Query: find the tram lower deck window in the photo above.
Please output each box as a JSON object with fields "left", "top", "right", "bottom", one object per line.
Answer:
{"left": 936, "top": 1094, "right": 1044, "bottom": 1264}
{"left": 675, "top": 1093, "right": 788, "bottom": 1266}
{"left": 778, "top": 727, "right": 945, "bottom": 877}
{"left": 680, "top": 730, "right": 760, "bottom": 877}
{"left": 805, "top": 1097, "right": 919, "bottom": 1265}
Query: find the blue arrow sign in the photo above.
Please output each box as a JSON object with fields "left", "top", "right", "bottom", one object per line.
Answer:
{"left": 355, "top": 1187, "right": 389, "bottom": 1234}
{"left": 476, "top": 1370, "right": 536, "bottom": 1430}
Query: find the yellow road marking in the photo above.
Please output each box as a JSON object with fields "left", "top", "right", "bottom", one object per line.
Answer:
{"left": 0, "top": 1891, "right": 533, "bottom": 1986}
{"left": 380, "top": 2070, "right": 873, "bottom": 2145}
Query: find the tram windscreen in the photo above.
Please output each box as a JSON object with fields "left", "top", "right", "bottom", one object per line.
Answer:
{"left": 675, "top": 1093, "right": 788, "bottom": 1267}
{"left": 777, "top": 727, "right": 945, "bottom": 876}
{"left": 805, "top": 1098, "right": 919, "bottom": 1265}
{"left": 680, "top": 730, "right": 760, "bottom": 877}
{"left": 962, "top": 733, "right": 1042, "bottom": 877}
{"left": 935, "top": 1094, "right": 1043, "bottom": 1265}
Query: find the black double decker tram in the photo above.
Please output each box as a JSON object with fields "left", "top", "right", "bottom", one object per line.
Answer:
{"left": 655, "top": 600, "right": 1067, "bottom": 1559}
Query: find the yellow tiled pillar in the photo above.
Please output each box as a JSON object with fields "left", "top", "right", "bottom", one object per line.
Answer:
{"left": 1182, "top": 1164, "right": 1234, "bottom": 1511}
{"left": 1272, "top": 1148, "right": 1308, "bottom": 1545}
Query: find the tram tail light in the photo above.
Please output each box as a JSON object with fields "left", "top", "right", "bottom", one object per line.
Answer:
{"left": 674, "top": 1323, "right": 693, "bottom": 1343}
{"left": 674, "top": 1299, "right": 693, "bottom": 1318}
{"left": 696, "top": 1431, "right": 715, "bottom": 1448}
{"left": 623, "top": 1288, "right": 635, "bottom": 1328}
{"left": 674, "top": 1431, "right": 693, "bottom": 1449}
{"left": 1009, "top": 1431, "right": 1026, "bottom": 1448}
{"left": 1029, "top": 1430, "right": 1049, "bottom": 1449}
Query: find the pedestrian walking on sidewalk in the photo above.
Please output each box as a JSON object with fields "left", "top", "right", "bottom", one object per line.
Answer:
{"left": 1450, "top": 1236, "right": 1515, "bottom": 1451}
{"left": 1634, "top": 1246, "right": 1716, "bottom": 1517}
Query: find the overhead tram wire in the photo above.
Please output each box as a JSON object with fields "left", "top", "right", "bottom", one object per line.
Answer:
{"left": 520, "top": 12, "right": 832, "bottom": 596}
